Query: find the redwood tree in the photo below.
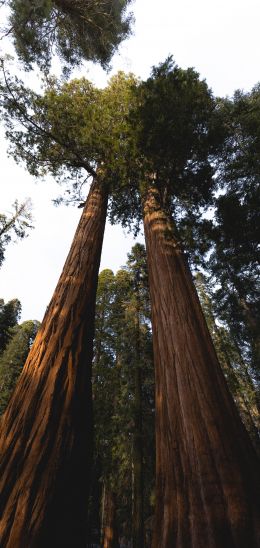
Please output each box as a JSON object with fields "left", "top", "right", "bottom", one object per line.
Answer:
{"left": 133, "top": 59, "right": 260, "bottom": 547}
{"left": 0, "top": 71, "right": 137, "bottom": 546}
{"left": 143, "top": 186, "right": 260, "bottom": 547}
{"left": 101, "top": 485, "right": 120, "bottom": 548}
{"left": 0, "top": 178, "right": 108, "bottom": 547}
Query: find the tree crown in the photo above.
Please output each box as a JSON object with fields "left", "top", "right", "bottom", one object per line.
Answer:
{"left": 2, "top": 0, "right": 133, "bottom": 71}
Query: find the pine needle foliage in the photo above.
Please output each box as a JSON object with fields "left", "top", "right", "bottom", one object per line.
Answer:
{"left": 2, "top": 0, "right": 133, "bottom": 71}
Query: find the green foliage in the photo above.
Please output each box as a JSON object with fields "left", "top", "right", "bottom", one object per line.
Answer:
{"left": 0, "top": 67, "right": 140, "bottom": 206}
{"left": 196, "top": 273, "right": 259, "bottom": 452}
{"left": 109, "top": 56, "right": 219, "bottom": 229}
{"left": 4, "top": 0, "right": 133, "bottom": 71}
{"left": 92, "top": 245, "right": 154, "bottom": 539}
{"left": 0, "top": 58, "right": 220, "bottom": 233}
{"left": 203, "top": 86, "right": 260, "bottom": 377}
{"left": 0, "top": 319, "right": 40, "bottom": 414}
{"left": 134, "top": 58, "right": 216, "bottom": 199}
{"left": 0, "top": 298, "right": 21, "bottom": 355}
{"left": 0, "top": 199, "right": 33, "bottom": 267}
{"left": 1, "top": 58, "right": 259, "bottom": 384}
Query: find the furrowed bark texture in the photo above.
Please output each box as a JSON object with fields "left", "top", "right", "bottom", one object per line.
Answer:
{"left": 0, "top": 179, "right": 108, "bottom": 548}
{"left": 143, "top": 186, "right": 260, "bottom": 548}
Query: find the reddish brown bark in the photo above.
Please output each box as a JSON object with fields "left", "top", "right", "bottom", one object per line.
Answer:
{"left": 0, "top": 179, "right": 108, "bottom": 548}
{"left": 143, "top": 186, "right": 260, "bottom": 548}
{"left": 102, "top": 484, "right": 119, "bottom": 548}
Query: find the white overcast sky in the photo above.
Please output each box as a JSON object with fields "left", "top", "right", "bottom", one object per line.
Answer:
{"left": 0, "top": 0, "right": 260, "bottom": 322}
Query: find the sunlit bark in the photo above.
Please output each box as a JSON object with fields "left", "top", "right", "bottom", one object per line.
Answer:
{"left": 0, "top": 179, "right": 108, "bottom": 548}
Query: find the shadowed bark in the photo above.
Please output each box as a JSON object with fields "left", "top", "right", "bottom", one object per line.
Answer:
{"left": 143, "top": 186, "right": 260, "bottom": 548}
{"left": 0, "top": 179, "right": 108, "bottom": 548}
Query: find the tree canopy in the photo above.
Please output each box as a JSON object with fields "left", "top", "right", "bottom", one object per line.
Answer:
{"left": 1, "top": 0, "right": 133, "bottom": 71}
{"left": 205, "top": 87, "right": 260, "bottom": 377}
{"left": 0, "top": 67, "right": 137, "bottom": 181}
{"left": 2, "top": 58, "right": 258, "bottom": 368}
{"left": 0, "top": 57, "right": 219, "bottom": 231}
{"left": 1, "top": 59, "right": 259, "bottom": 381}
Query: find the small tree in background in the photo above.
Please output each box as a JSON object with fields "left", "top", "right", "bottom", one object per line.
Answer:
{"left": 92, "top": 245, "right": 154, "bottom": 548}
{"left": 0, "top": 319, "right": 40, "bottom": 414}
{"left": 0, "top": 298, "right": 21, "bottom": 355}
{"left": 0, "top": 199, "right": 33, "bottom": 268}
{"left": 195, "top": 273, "right": 259, "bottom": 454}
{"left": 205, "top": 87, "right": 260, "bottom": 380}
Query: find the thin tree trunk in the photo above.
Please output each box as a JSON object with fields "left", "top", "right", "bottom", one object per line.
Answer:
{"left": 143, "top": 186, "right": 260, "bottom": 548}
{"left": 226, "top": 270, "right": 260, "bottom": 374}
{"left": 213, "top": 328, "right": 260, "bottom": 455}
{"left": 102, "top": 484, "right": 119, "bottom": 548}
{"left": 0, "top": 179, "right": 108, "bottom": 548}
{"left": 132, "top": 293, "right": 144, "bottom": 548}
{"left": 239, "top": 297, "right": 260, "bottom": 372}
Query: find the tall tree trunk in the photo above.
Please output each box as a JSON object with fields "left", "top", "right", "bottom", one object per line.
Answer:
{"left": 102, "top": 484, "right": 119, "bottom": 548}
{"left": 142, "top": 186, "right": 260, "bottom": 548}
{"left": 132, "top": 295, "right": 144, "bottom": 548}
{"left": 0, "top": 179, "right": 108, "bottom": 548}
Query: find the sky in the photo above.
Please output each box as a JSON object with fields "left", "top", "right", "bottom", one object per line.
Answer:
{"left": 1, "top": 0, "right": 260, "bottom": 322}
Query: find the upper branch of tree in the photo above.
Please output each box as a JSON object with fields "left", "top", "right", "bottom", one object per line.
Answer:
{"left": 0, "top": 199, "right": 33, "bottom": 267}
{"left": 1, "top": 0, "right": 133, "bottom": 72}
{"left": 1, "top": 62, "right": 97, "bottom": 178}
